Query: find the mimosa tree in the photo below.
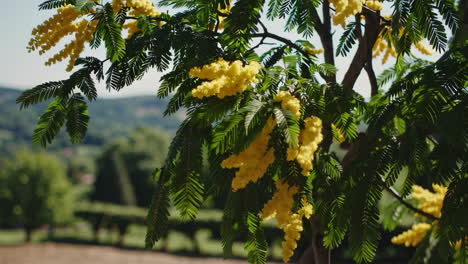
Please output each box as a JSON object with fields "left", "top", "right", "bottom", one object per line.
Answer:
{"left": 18, "top": 0, "right": 467, "bottom": 263}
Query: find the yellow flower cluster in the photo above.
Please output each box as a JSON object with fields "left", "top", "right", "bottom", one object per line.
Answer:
{"left": 391, "top": 184, "right": 449, "bottom": 247}
{"left": 221, "top": 118, "right": 276, "bottom": 191}
{"left": 190, "top": 58, "right": 263, "bottom": 99}
{"left": 331, "top": 123, "right": 346, "bottom": 143}
{"left": 373, "top": 28, "right": 398, "bottom": 64}
{"left": 305, "top": 47, "right": 324, "bottom": 55}
{"left": 414, "top": 40, "right": 434, "bottom": 55}
{"left": 262, "top": 188, "right": 313, "bottom": 263}
{"left": 274, "top": 91, "right": 301, "bottom": 118}
{"left": 412, "top": 184, "right": 447, "bottom": 218}
{"left": 282, "top": 201, "right": 313, "bottom": 263}
{"left": 27, "top": 5, "right": 97, "bottom": 71}
{"left": 216, "top": 0, "right": 232, "bottom": 31}
{"left": 365, "top": 0, "right": 383, "bottom": 11}
{"left": 123, "top": 20, "right": 140, "bottom": 39}
{"left": 330, "top": 0, "right": 366, "bottom": 26}
{"left": 374, "top": 22, "right": 434, "bottom": 63}
{"left": 112, "top": 0, "right": 160, "bottom": 17}
{"left": 112, "top": 0, "right": 161, "bottom": 38}
{"left": 287, "top": 117, "right": 324, "bottom": 176}
{"left": 453, "top": 238, "right": 468, "bottom": 249}
{"left": 391, "top": 223, "right": 432, "bottom": 247}
{"left": 261, "top": 180, "right": 299, "bottom": 226}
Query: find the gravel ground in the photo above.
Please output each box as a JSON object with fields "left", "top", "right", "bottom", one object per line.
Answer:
{"left": 0, "top": 243, "right": 256, "bottom": 264}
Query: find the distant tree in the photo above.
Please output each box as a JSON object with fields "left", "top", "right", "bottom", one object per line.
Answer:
{"left": 0, "top": 151, "right": 74, "bottom": 242}
{"left": 92, "top": 127, "right": 170, "bottom": 207}
{"left": 90, "top": 127, "right": 169, "bottom": 245}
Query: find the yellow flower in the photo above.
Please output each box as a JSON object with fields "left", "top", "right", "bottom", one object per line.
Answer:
{"left": 260, "top": 180, "right": 299, "bottom": 226}
{"left": 305, "top": 46, "right": 324, "bottom": 55}
{"left": 28, "top": 5, "right": 98, "bottom": 71}
{"left": 330, "top": 0, "right": 366, "bottom": 26}
{"left": 414, "top": 40, "right": 434, "bottom": 55}
{"left": 274, "top": 91, "right": 301, "bottom": 118}
{"left": 287, "top": 117, "right": 323, "bottom": 176}
{"left": 123, "top": 20, "right": 140, "bottom": 39}
{"left": 453, "top": 237, "right": 468, "bottom": 249}
{"left": 391, "top": 184, "right": 456, "bottom": 249}
{"left": 412, "top": 184, "right": 447, "bottom": 218}
{"left": 222, "top": 117, "right": 276, "bottom": 191}
{"left": 331, "top": 123, "right": 346, "bottom": 143}
{"left": 190, "top": 58, "right": 262, "bottom": 99}
{"left": 373, "top": 23, "right": 434, "bottom": 63}
{"left": 391, "top": 223, "right": 432, "bottom": 247}
{"left": 372, "top": 28, "right": 397, "bottom": 64}
{"left": 112, "top": 0, "right": 160, "bottom": 17}
{"left": 262, "top": 187, "right": 313, "bottom": 263}
{"left": 298, "top": 196, "right": 313, "bottom": 218}
{"left": 215, "top": 0, "right": 232, "bottom": 31}
{"left": 365, "top": 0, "right": 383, "bottom": 11}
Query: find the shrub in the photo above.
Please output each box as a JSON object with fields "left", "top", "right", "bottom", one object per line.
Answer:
{"left": 0, "top": 151, "right": 74, "bottom": 241}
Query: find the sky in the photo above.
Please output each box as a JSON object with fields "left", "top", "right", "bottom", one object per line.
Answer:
{"left": 0, "top": 1, "right": 440, "bottom": 98}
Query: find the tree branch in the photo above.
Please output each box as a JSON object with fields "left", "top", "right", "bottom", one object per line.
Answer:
{"left": 380, "top": 178, "right": 440, "bottom": 221}
{"left": 251, "top": 32, "right": 310, "bottom": 59}
{"left": 341, "top": 133, "right": 441, "bottom": 221}
{"left": 342, "top": 9, "right": 382, "bottom": 90}
{"left": 365, "top": 56, "right": 378, "bottom": 96}
{"left": 318, "top": 0, "right": 336, "bottom": 85}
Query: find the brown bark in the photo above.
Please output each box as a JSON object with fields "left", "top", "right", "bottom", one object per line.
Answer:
{"left": 365, "top": 60, "right": 379, "bottom": 96}
{"left": 25, "top": 226, "right": 33, "bottom": 242}
{"left": 342, "top": 9, "right": 382, "bottom": 90}
{"left": 299, "top": 216, "right": 328, "bottom": 264}
{"left": 316, "top": 0, "right": 336, "bottom": 85}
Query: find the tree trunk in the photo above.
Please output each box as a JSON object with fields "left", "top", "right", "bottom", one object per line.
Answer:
{"left": 92, "top": 217, "right": 102, "bottom": 243}
{"left": 115, "top": 222, "right": 129, "bottom": 247}
{"left": 25, "top": 226, "right": 33, "bottom": 243}
{"left": 299, "top": 216, "right": 328, "bottom": 264}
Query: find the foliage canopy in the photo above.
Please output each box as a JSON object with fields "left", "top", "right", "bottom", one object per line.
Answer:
{"left": 93, "top": 127, "right": 170, "bottom": 207}
{"left": 20, "top": 0, "right": 467, "bottom": 263}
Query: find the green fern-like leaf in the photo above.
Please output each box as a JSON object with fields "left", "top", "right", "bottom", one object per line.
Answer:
{"left": 96, "top": 3, "right": 126, "bottom": 62}
{"left": 221, "top": 0, "right": 265, "bottom": 54}
{"left": 273, "top": 107, "right": 300, "bottom": 147}
{"left": 244, "top": 99, "right": 266, "bottom": 133}
{"left": 211, "top": 111, "right": 246, "bottom": 154}
{"left": 244, "top": 213, "right": 268, "bottom": 264}
{"left": 70, "top": 69, "right": 98, "bottom": 101}
{"left": 38, "top": 0, "right": 73, "bottom": 10}
{"left": 145, "top": 169, "right": 171, "bottom": 249}
{"left": 333, "top": 112, "right": 358, "bottom": 141}
{"left": 172, "top": 171, "right": 205, "bottom": 220}
{"left": 348, "top": 184, "right": 382, "bottom": 263}
{"left": 32, "top": 98, "right": 67, "bottom": 147}
{"left": 65, "top": 93, "right": 90, "bottom": 144}
{"left": 74, "top": 0, "right": 96, "bottom": 12}
{"left": 16, "top": 81, "right": 66, "bottom": 109}
{"left": 336, "top": 22, "right": 358, "bottom": 57}
{"left": 323, "top": 194, "right": 349, "bottom": 249}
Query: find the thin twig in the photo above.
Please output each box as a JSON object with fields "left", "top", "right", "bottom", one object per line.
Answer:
{"left": 251, "top": 32, "right": 310, "bottom": 58}
{"left": 380, "top": 177, "right": 440, "bottom": 221}
{"left": 247, "top": 36, "right": 266, "bottom": 52}
{"left": 258, "top": 20, "right": 269, "bottom": 34}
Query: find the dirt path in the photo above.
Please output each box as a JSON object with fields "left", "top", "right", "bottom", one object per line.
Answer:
{"left": 0, "top": 243, "right": 259, "bottom": 264}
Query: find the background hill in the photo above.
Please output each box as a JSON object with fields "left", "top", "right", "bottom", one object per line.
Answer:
{"left": 0, "top": 87, "right": 182, "bottom": 153}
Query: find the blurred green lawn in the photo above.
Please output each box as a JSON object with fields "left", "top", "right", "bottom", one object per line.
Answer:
{"left": 0, "top": 221, "right": 283, "bottom": 260}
